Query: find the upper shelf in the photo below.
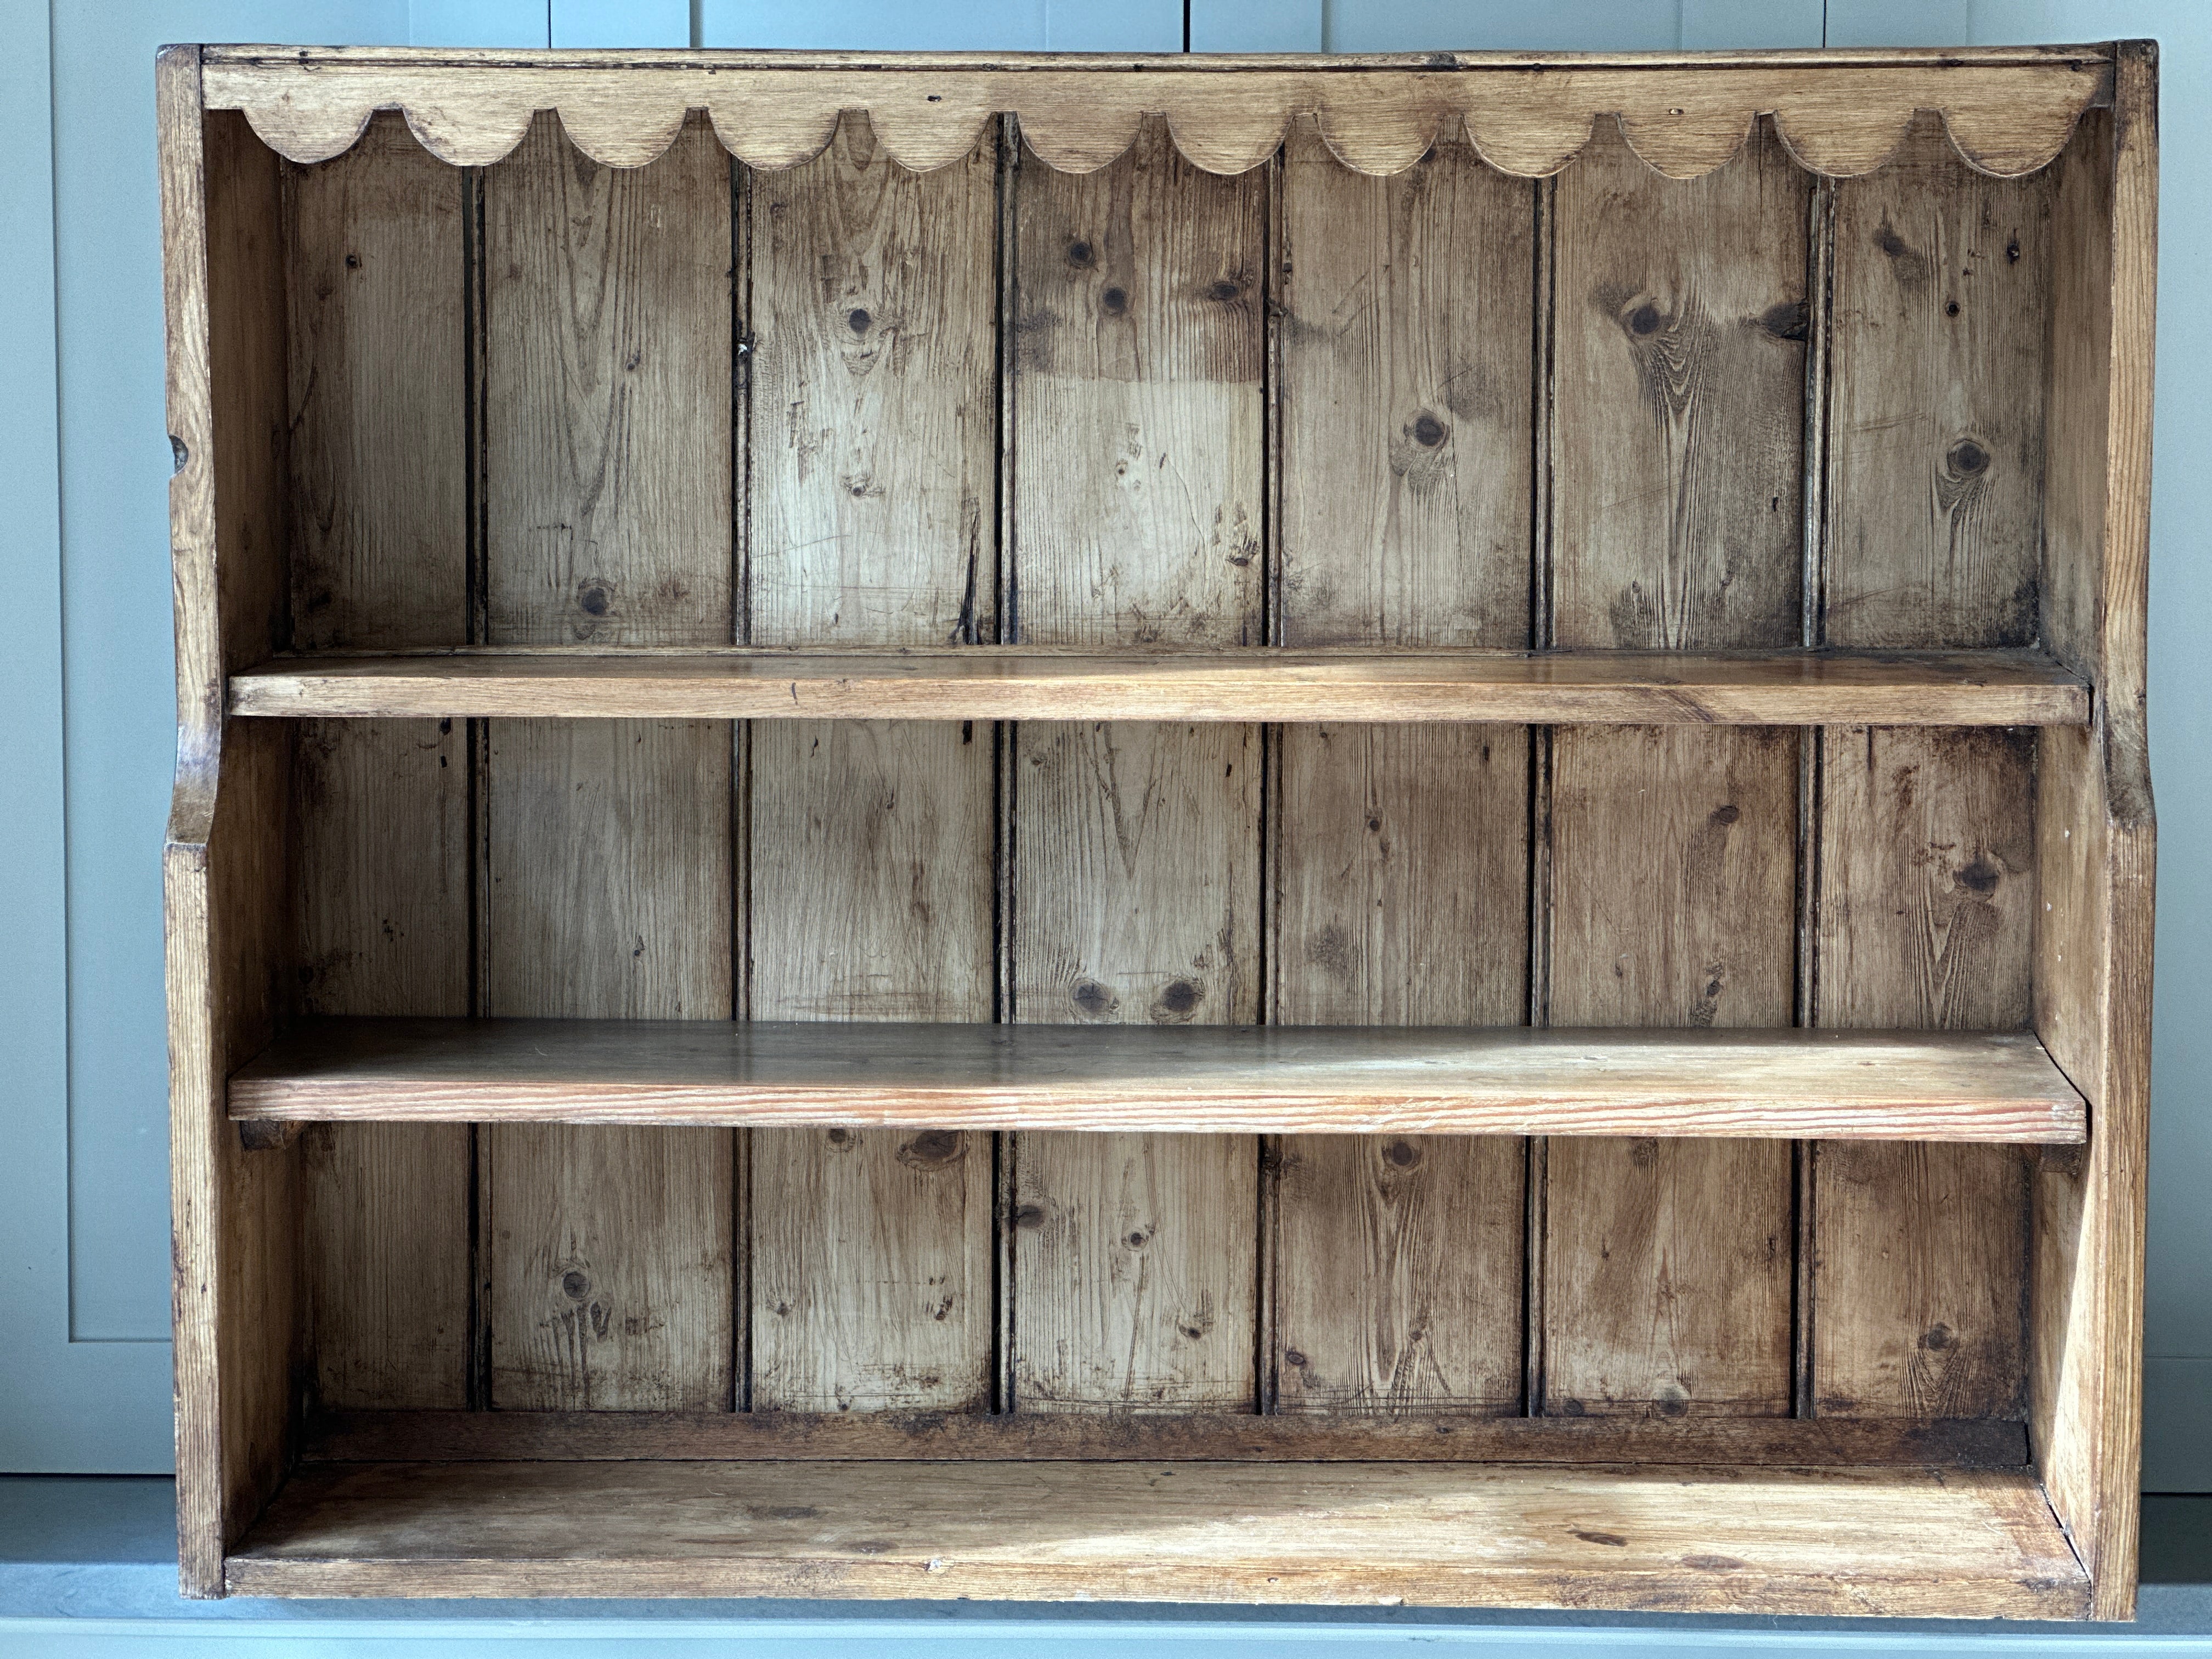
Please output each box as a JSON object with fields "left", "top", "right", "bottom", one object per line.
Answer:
{"left": 228, "top": 647, "right": 2089, "bottom": 726}
{"left": 230, "top": 1018, "right": 2089, "bottom": 1143}
{"left": 195, "top": 43, "right": 2114, "bottom": 179}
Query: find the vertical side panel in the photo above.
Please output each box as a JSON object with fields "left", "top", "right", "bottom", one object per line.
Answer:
{"left": 482, "top": 114, "right": 736, "bottom": 1412}
{"left": 1269, "top": 117, "right": 1530, "bottom": 1415}
{"left": 286, "top": 111, "right": 472, "bottom": 1412}
{"left": 165, "top": 84, "right": 301, "bottom": 1590}
{"left": 1544, "top": 119, "right": 1807, "bottom": 1418}
{"left": 748, "top": 116, "right": 998, "bottom": 1414}
{"left": 1009, "top": 117, "right": 1263, "bottom": 1412}
{"left": 1814, "top": 114, "right": 2052, "bottom": 1423}
{"left": 2034, "top": 45, "right": 2157, "bottom": 1620}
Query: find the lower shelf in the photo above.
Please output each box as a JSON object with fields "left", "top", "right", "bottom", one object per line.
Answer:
{"left": 227, "top": 1458, "right": 2088, "bottom": 1615}
{"left": 227, "top": 1018, "right": 2089, "bottom": 1142}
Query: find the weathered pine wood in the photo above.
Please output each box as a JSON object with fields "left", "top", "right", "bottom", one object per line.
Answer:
{"left": 285, "top": 111, "right": 472, "bottom": 1413}
{"left": 1007, "top": 116, "right": 1265, "bottom": 1411}
{"left": 230, "top": 1018, "right": 2086, "bottom": 1142}
{"left": 747, "top": 115, "right": 998, "bottom": 1414}
{"left": 479, "top": 112, "right": 735, "bottom": 1412}
{"left": 229, "top": 645, "right": 2090, "bottom": 726}
{"left": 2032, "top": 44, "right": 2158, "bottom": 1621}
{"left": 196, "top": 46, "right": 2113, "bottom": 182}
{"left": 1542, "top": 117, "right": 1810, "bottom": 1418}
{"left": 1811, "top": 731, "right": 2036, "bottom": 1417}
{"left": 1269, "top": 115, "right": 1533, "bottom": 1413}
{"left": 226, "top": 1458, "right": 2088, "bottom": 1617}
{"left": 1810, "top": 110, "right": 2055, "bottom": 1424}
{"left": 162, "top": 55, "right": 302, "bottom": 1596}
{"left": 302, "top": 1406, "right": 2030, "bottom": 1467}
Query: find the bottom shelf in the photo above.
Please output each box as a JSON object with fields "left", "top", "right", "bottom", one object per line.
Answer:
{"left": 228, "top": 1458, "right": 2088, "bottom": 1616}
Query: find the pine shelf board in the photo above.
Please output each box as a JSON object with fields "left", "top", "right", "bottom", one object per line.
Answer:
{"left": 228, "top": 1018, "right": 2089, "bottom": 1143}
{"left": 223, "top": 1458, "right": 2090, "bottom": 1615}
{"left": 225, "top": 645, "right": 2091, "bottom": 726}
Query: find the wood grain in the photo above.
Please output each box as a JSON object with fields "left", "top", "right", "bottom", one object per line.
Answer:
{"left": 231, "top": 1018, "right": 2085, "bottom": 1143}
{"left": 1270, "top": 116, "right": 1534, "bottom": 1414}
{"left": 303, "top": 1406, "right": 2033, "bottom": 1468}
{"left": 1007, "top": 114, "right": 1265, "bottom": 1412}
{"left": 746, "top": 108, "right": 1001, "bottom": 1418}
{"left": 1544, "top": 116, "right": 1810, "bottom": 1420}
{"left": 162, "top": 63, "right": 302, "bottom": 1595}
{"left": 480, "top": 111, "right": 735, "bottom": 1412}
{"left": 284, "top": 109, "right": 471, "bottom": 1413}
{"left": 1811, "top": 110, "right": 2055, "bottom": 1425}
{"left": 195, "top": 46, "right": 2112, "bottom": 183}
{"left": 229, "top": 645, "right": 2091, "bottom": 725}
{"left": 2032, "top": 45, "right": 2159, "bottom": 1620}
{"left": 227, "top": 1457, "right": 2088, "bottom": 1617}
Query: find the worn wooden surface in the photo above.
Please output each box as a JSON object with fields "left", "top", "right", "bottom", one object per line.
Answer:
{"left": 1543, "top": 117, "right": 1809, "bottom": 1420}
{"left": 302, "top": 1407, "right": 2030, "bottom": 1466}
{"left": 231, "top": 1019, "right": 2086, "bottom": 1142}
{"left": 746, "top": 114, "right": 999, "bottom": 1415}
{"left": 1007, "top": 116, "right": 1265, "bottom": 1412}
{"left": 285, "top": 110, "right": 472, "bottom": 1414}
{"left": 478, "top": 112, "right": 735, "bottom": 1412}
{"left": 2030, "top": 44, "right": 2158, "bottom": 1621}
{"left": 230, "top": 646, "right": 2090, "bottom": 725}
{"left": 197, "top": 45, "right": 2112, "bottom": 181}
{"left": 1270, "top": 114, "right": 1533, "bottom": 1414}
{"left": 227, "top": 1458, "right": 2087, "bottom": 1616}
{"left": 162, "top": 55, "right": 302, "bottom": 1597}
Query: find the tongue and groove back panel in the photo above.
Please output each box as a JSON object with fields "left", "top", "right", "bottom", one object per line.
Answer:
{"left": 285, "top": 105, "right": 2051, "bottom": 1423}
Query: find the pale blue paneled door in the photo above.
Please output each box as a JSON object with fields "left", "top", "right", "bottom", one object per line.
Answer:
{"left": 10, "top": 0, "right": 2209, "bottom": 1489}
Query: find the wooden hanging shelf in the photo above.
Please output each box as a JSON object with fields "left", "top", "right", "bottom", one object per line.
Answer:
{"left": 228, "top": 646, "right": 2090, "bottom": 725}
{"left": 228, "top": 1018, "right": 2089, "bottom": 1142}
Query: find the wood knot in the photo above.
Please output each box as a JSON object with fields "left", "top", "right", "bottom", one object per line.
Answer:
{"left": 1205, "top": 278, "right": 1241, "bottom": 302}
{"left": 1709, "top": 804, "right": 1741, "bottom": 827}
{"left": 1101, "top": 286, "right": 1127, "bottom": 315}
{"left": 1946, "top": 438, "right": 1990, "bottom": 477}
{"left": 1067, "top": 239, "right": 1094, "bottom": 268}
{"left": 899, "top": 1130, "right": 963, "bottom": 1169}
{"left": 1410, "top": 411, "right": 1447, "bottom": 448}
{"left": 1152, "top": 979, "right": 1201, "bottom": 1019}
{"left": 1759, "top": 300, "right": 1809, "bottom": 342}
{"left": 847, "top": 308, "right": 871, "bottom": 332}
{"left": 1626, "top": 302, "right": 1663, "bottom": 337}
{"left": 1573, "top": 1530, "right": 1628, "bottom": 1548}
{"left": 560, "top": 1270, "right": 590, "bottom": 1301}
{"left": 1071, "top": 979, "right": 1117, "bottom": 1018}
{"left": 1383, "top": 1139, "right": 1420, "bottom": 1169}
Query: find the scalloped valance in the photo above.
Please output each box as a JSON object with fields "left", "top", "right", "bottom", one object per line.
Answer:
{"left": 199, "top": 44, "right": 2114, "bottom": 179}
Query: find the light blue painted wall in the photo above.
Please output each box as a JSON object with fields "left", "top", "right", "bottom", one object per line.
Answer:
{"left": 8, "top": 0, "right": 2210, "bottom": 1499}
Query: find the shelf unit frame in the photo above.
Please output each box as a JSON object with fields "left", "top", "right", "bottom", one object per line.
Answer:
{"left": 161, "top": 42, "right": 2155, "bottom": 1618}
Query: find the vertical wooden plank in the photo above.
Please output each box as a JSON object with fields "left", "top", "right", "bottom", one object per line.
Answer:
{"left": 1812, "top": 113, "right": 2053, "bottom": 1423}
{"left": 747, "top": 115, "right": 998, "bottom": 1414}
{"left": 285, "top": 112, "right": 472, "bottom": 1412}
{"left": 481, "top": 112, "right": 736, "bottom": 1412}
{"left": 1543, "top": 118, "right": 1808, "bottom": 1418}
{"left": 1811, "top": 729, "right": 2034, "bottom": 1418}
{"left": 1268, "top": 117, "right": 1531, "bottom": 1415}
{"left": 1008, "top": 116, "right": 1263, "bottom": 1412}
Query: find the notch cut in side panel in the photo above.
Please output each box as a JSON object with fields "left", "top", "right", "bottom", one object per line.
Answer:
{"left": 479, "top": 112, "right": 736, "bottom": 1412}
{"left": 284, "top": 110, "right": 472, "bottom": 1413}
{"left": 1269, "top": 116, "right": 1533, "bottom": 1415}
{"left": 1543, "top": 117, "right": 1809, "bottom": 1418}
{"left": 1008, "top": 115, "right": 1264, "bottom": 1412}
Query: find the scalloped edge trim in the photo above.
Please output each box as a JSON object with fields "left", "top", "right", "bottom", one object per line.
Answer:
{"left": 205, "top": 60, "right": 2111, "bottom": 181}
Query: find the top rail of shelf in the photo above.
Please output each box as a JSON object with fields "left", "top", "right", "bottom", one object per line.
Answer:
{"left": 228, "top": 646, "right": 2090, "bottom": 727}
